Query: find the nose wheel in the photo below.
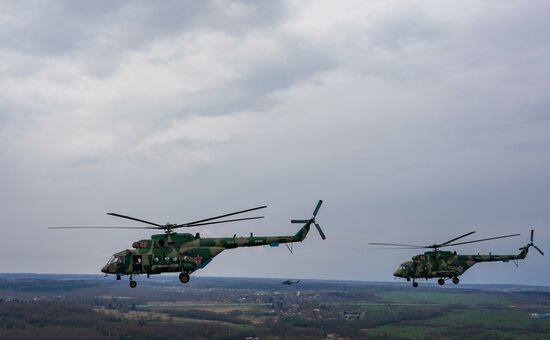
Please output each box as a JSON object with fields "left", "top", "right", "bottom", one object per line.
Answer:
{"left": 438, "top": 278, "right": 445, "bottom": 285}
{"left": 452, "top": 276, "right": 459, "bottom": 284}
{"left": 412, "top": 281, "right": 418, "bottom": 288}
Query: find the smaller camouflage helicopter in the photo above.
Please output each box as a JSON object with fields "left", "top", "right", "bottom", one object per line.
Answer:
{"left": 370, "top": 230, "right": 543, "bottom": 287}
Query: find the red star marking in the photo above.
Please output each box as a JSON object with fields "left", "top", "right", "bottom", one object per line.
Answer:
{"left": 194, "top": 255, "right": 202, "bottom": 265}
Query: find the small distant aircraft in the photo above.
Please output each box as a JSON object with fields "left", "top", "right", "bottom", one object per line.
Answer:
{"left": 281, "top": 280, "right": 300, "bottom": 285}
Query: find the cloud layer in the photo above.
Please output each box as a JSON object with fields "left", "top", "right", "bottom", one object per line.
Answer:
{"left": 1, "top": 0, "right": 549, "bottom": 285}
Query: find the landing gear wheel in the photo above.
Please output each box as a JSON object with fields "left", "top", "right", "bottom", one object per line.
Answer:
{"left": 412, "top": 282, "right": 419, "bottom": 288}
{"left": 452, "top": 277, "right": 459, "bottom": 285}
{"left": 116, "top": 275, "right": 121, "bottom": 281}
{"left": 438, "top": 278, "right": 445, "bottom": 285}
{"left": 179, "top": 272, "right": 190, "bottom": 284}
{"left": 129, "top": 280, "right": 137, "bottom": 288}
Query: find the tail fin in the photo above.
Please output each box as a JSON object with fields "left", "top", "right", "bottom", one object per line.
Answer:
{"left": 518, "top": 246, "right": 529, "bottom": 259}
{"left": 291, "top": 200, "right": 326, "bottom": 241}
{"left": 294, "top": 221, "right": 312, "bottom": 241}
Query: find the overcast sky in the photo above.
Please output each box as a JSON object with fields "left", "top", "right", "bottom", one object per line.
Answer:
{"left": 1, "top": 0, "right": 549, "bottom": 285}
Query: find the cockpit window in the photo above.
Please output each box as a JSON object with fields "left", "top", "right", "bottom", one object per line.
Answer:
{"left": 108, "top": 256, "right": 124, "bottom": 265}
{"left": 400, "top": 264, "right": 407, "bottom": 270}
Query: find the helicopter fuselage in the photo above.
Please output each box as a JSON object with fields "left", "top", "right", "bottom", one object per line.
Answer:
{"left": 101, "top": 223, "right": 313, "bottom": 278}
{"left": 393, "top": 247, "right": 530, "bottom": 282}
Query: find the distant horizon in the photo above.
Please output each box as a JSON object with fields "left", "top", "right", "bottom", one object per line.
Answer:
{"left": 1, "top": 272, "right": 549, "bottom": 289}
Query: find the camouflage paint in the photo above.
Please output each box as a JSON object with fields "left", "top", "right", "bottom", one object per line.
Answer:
{"left": 101, "top": 220, "right": 314, "bottom": 277}
{"left": 393, "top": 244, "right": 532, "bottom": 280}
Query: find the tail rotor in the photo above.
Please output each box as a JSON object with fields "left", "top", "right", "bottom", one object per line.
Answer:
{"left": 529, "top": 229, "right": 544, "bottom": 255}
{"left": 313, "top": 200, "right": 322, "bottom": 218}
{"left": 291, "top": 200, "right": 326, "bottom": 240}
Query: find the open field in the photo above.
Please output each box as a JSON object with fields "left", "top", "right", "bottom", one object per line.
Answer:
{"left": 0, "top": 274, "right": 549, "bottom": 339}
{"left": 367, "top": 308, "right": 549, "bottom": 339}
{"left": 378, "top": 290, "right": 513, "bottom": 305}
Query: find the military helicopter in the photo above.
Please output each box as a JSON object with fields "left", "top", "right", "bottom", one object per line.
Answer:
{"left": 370, "top": 230, "right": 543, "bottom": 287}
{"left": 281, "top": 279, "right": 300, "bottom": 285}
{"left": 50, "top": 200, "right": 326, "bottom": 288}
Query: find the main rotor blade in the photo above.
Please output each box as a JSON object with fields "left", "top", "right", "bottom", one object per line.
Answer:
{"left": 368, "top": 242, "right": 426, "bottom": 248}
{"left": 107, "top": 213, "right": 162, "bottom": 227}
{"left": 291, "top": 219, "right": 310, "bottom": 224}
{"left": 313, "top": 200, "right": 323, "bottom": 217}
{"left": 177, "top": 205, "right": 267, "bottom": 228}
{"left": 172, "top": 216, "right": 264, "bottom": 228}
{"left": 440, "top": 231, "right": 476, "bottom": 246}
{"left": 49, "top": 226, "right": 159, "bottom": 230}
{"left": 368, "top": 247, "right": 427, "bottom": 250}
{"left": 441, "top": 233, "right": 521, "bottom": 247}
{"left": 533, "top": 245, "right": 544, "bottom": 256}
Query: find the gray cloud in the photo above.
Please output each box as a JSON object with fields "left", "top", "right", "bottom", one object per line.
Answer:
{"left": 0, "top": 1, "right": 119, "bottom": 56}
{"left": 0, "top": 1, "right": 286, "bottom": 56}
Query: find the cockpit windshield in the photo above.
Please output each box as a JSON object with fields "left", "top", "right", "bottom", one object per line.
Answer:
{"left": 399, "top": 264, "right": 408, "bottom": 271}
{"left": 108, "top": 256, "right": 124, "bottom": 265}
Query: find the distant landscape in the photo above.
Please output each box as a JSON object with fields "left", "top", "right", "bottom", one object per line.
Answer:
{"left": 0, "top": 274, "right": 549, "bottom": 339}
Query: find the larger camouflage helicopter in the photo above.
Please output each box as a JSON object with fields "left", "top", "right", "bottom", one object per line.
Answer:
{"left": 51, "top": 201, "right": 326, "bottom": 288}
{"left": 370, "top": 230, "right": 543, "bottom": 287}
